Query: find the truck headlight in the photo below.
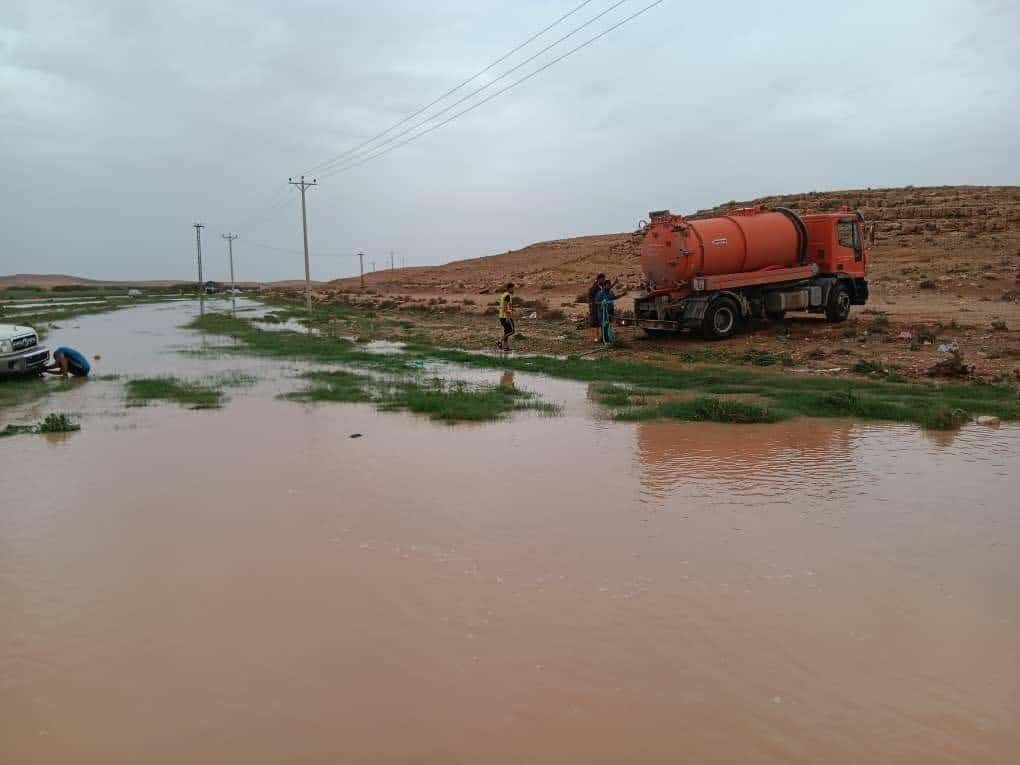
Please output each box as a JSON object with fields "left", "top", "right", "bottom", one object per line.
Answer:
{"left": 0, "top": 339, "right": 12, "bottom": 354}
{"left": 692, "top": 277, "right": 706, "bottom": 291}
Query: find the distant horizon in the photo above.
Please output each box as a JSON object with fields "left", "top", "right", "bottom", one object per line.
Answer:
{"left": 5, "top": 181, "right": 1018, "bottom": 286}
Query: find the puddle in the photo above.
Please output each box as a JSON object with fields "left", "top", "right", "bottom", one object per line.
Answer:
{"left": 1, "top": 299, "right": 1018, "bottom": 763}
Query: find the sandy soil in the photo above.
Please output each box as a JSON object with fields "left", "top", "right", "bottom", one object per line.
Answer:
{"left": 298, "top": 185, "right": 1020, "bottom": 382}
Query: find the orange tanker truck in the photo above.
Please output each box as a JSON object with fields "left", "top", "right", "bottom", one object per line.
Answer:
{"left": 634, "top": 205, "right": 869, "bottom": 339}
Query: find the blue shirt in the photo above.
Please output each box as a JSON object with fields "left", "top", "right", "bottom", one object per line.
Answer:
{"left": 55, "top": 347, "right": 90, "bottom": 376}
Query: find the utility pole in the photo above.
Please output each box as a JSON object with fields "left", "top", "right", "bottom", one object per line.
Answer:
{"left": 221, "top": 233, "right": 238, "bottom": 294}
{"left": 288, "top": 175, "right": 318, "bottom": 313}
{"left": 401, "top": 255, "right": 406, "bottom": 269}
{"left": 358, "top": 252, "right": 365, "bottom": 291}
{"left": 193, "top": 223, "right": 205, "bottom": 291}
{"left": 371, "top": 260, "right": 376, "bottom": 272}
{"left": 390, "top": 249, "right": 395, "bottom": 271}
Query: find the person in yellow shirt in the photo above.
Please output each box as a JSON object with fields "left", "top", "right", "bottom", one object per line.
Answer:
{"left": 497, "top": 282, "right": 515, "bottom": 351}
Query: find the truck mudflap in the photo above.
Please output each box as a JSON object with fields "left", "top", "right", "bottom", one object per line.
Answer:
{"left": 852, "top": 278, "right": 870, "bottom": 305}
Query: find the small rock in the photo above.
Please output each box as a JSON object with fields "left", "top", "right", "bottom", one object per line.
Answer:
{"left": 937, "top": 340, "right": 960, "bottom": 353}
{"left": 349, "top": 433, "right": 363, "bottom": 439}
{"left": 975, "top": 416, "right": 1000, "bottom": 428}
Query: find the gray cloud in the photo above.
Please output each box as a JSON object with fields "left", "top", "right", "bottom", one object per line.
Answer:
{"left": 2, "top": 0, "right": 1018, "bottom": 281}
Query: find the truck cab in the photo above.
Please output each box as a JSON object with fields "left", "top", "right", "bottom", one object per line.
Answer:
{"left": 801, "top": 211, "right": 869, "bottom": 301}
{"left": 0, "top": 324, "right": 50, "bottom": 375}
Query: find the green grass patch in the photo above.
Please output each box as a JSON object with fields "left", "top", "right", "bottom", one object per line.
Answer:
{"left": 188, "top": 311, "right": 1020, "bottom": 430}
{"left": 592, "top": 382, "right": 636, "bottom": 407}
{"left": 1, "top": 412, "right": 80, "bottom": 437}
{"left": 742, "top": 348, "right": 795, "bottom": 367}
{"left": 285, "top": 370, "right": 375, "bottom": 403}
{"left": 126, "top": 377, "right": 224, "bottom": 409}
{"left": 616, "top": 396, "right": 780, "bottom": 424}
{"left": 379, "top": 379, "right": 558, "bottom": 422}
{"left": 287, "top": 371, "right": 558, "bottom": 422}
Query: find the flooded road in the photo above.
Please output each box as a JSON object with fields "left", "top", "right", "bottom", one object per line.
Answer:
{"left": 2, "top": 300, "right": 1018, "bottom": 763}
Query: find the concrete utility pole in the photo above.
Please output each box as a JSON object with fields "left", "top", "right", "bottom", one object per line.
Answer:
{"left": 221, "top": 233, "right": 238, "bottom": 294}
{"left": 193, "top": 223, "right": 205, "bottom": 290}
{"left": 358, "top": 252, "right": 365, "bottom": 291}
{"left": 390, "top": 249, "right": 395, "bottom": 271}
{"left": 288, "top": 175, "right": 318, "bottom": 313}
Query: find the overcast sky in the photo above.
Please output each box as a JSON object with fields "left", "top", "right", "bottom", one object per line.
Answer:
{"left": 2, "top": 0, "right": 1018, "bottom": 282}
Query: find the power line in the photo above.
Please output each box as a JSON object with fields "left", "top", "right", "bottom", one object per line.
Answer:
{"left": 311, "top": 0, "right": 632, "bottom": 177}
{"left": 302, "top": 0, "right": 599, "bottom": 176}
{"left": 244, "top": 239, "right": 360, "bottom": 258}
{"left": 231, "top": 185, "right": 295, "bottom": 235}
{"left": 319, "top": 0, "right": 664, "bottom": 180}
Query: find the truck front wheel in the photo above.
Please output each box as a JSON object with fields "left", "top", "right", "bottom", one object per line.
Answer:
{"left": 825, "top": 283, "right": 852, "bottom": 323}
{"left": 702, "top": 297, "right": 742, "bottom": 340}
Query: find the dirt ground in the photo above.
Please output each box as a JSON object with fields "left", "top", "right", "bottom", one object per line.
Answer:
{"left": 286, "top": 186, "right": 1020, "bottom": 381}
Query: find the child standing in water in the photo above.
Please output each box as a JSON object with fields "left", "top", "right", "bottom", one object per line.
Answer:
{"left": 497, "top": 282, "right": 515, "bottom": 351}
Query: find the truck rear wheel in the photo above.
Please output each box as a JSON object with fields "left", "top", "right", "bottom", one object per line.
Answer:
{"left": 825, "top": 283, "right": 852, "bottom": 323}
{"left": 702, "top": 297, "right": 741, "bottom": 340}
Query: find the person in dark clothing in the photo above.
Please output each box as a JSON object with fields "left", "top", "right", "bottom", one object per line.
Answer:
{"left": 587, "top": 273, "right": 607, "bottom": 342}
{"left": 595, "top": 278, "right": 628, "bottom": 344}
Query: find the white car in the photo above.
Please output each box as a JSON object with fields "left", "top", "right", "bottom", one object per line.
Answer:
{"left": 0, "top": 323, "right": 50, "bottom": 375}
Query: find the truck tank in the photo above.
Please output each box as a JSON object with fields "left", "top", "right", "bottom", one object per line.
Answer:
{"left": 640, "top": 206, "right": 808, "bottom": 289}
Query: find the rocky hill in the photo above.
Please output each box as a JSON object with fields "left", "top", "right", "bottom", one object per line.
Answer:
{"left": 327, "top": 185, "right": 1020, "bottom": 305}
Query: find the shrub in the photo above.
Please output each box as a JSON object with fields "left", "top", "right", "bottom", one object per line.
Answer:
{"left": 742, "top": 348, "right": 794, "bottom": 366}
{"left": 853, "top": 359, "right": 887, "bottom": 375}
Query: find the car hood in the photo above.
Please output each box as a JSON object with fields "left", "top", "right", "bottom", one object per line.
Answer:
{"left": 0, "top": 324, "right": 37, "bottom": 338}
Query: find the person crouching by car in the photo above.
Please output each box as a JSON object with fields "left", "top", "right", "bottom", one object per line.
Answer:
{"left": 44, "top": 347, "right": 91, "bottom": 378}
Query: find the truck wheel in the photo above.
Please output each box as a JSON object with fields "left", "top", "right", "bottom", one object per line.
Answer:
{"left": 702, "top": 297, "right": 742, "bottom": 340}
{"left": 825, "top": 283, "right": 852, "bottom": 323}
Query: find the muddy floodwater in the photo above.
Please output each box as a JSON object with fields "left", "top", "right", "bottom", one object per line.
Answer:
{"left": 2, "top": 300, "right": 1018, "bottom": 763}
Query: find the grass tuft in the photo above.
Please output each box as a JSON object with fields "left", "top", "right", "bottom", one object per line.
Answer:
{"left": 1, "top": 412, "right": 80, "bottom": 437}
{"left": 126, "top": 377, "right": 224, "bottom": 409}
{"left": 616, "top": 396, "right": 779, "bottom": 424}
{"left": 288, "top": 371, "right": 558, "bottom": 422}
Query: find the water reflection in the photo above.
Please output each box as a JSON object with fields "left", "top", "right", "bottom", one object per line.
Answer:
{"left": 634, "top": 418, "right": 855, "bottom": 499}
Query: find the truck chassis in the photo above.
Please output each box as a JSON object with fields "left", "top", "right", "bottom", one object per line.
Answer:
{"left": 635, "top": 268, "right": 869, "bottom": 340}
